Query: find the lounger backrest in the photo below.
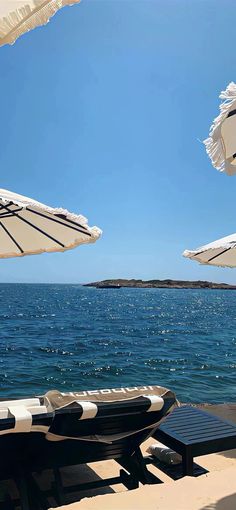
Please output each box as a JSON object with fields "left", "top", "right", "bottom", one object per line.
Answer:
{"left": 0, "top": 398, "right": 49, "bottom": 435}
{"left": 45, "top": 393, "right": 175, "bottom": 444}
{"left": 51, "top": 394, "right": 164, "bottom": 418}
{"left": 0, "top": 386, "right": 177, "bottom": 445}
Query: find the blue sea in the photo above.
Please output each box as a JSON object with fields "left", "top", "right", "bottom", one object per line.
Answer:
{"left": 0, "top": 284, "right": 235, "bottom": 404}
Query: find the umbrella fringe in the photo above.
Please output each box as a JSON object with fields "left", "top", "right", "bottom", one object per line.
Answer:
{"left": 0, "top": 0, "right": 81, "bottom": 46}
{"left": 0, "top": 189, "right": 102, "bottom": 242}
{"left": 203, "top": 81, "right": 236, "bottom": 175}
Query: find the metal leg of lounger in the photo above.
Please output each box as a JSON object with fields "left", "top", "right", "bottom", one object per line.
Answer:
{"left": 53, "top": 469, "right": 65, "bottom": 506}
{"left": 0, "top": 489, "right": 15, "bottom": 510}
{"left": 119, "top": 469, "right": 139, "bottom": 490}
{"left": 118, "top": 457, "right": 138, "bottom": 487}
{"left": 119, "top": 448, "right": 161, "bottom": 486}
{"left": 4, "top": 497, "right": 15, "bottom": 510}
{"left": 182, "top": 449, "right": 194, "bottom": 476}
{"left": 15, "top": 475, "right": 30, "bottom": 510}
{"left": 133, "top": 448, "right": 161, "bottom": 484}
{"left": 26, "top": 474, "right": 49, "bottom": 510}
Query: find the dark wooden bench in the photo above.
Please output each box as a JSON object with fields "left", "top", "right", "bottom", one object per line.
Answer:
{"left": 153, "top": 405, "right": 236, "bottom": 476}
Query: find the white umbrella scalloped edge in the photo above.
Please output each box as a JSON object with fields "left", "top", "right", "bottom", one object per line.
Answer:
{"left": 182, "top": 232, "right": 236, "bottom": 268}
{"left": 204, "top": 81, "right": 236, "bottom": 175}
{"left": 0, "top": 188, "right": 102, "bottom": 257}
{"left": 0, "top": 0, "right": 81, "bottom": 46}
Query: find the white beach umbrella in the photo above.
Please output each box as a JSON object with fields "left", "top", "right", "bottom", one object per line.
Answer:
{"left": 183, "top": 233, "right": 236, "bottom": 268}
{"left": 0, "top": 0, "right": 81, "bottom": 47}
{"left": 0, "top": 188, "right": 101, "bottom": 258}
{"left": 204, "top": 82, "right": 236, "bottom": 176}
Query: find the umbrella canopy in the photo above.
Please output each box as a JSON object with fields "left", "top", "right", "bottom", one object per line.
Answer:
{"left": 183, "top": 233, "right": 236, "bottom": 268}
{"left": 0, "top": 0, "right": 81, "bottom": 47}
{"left": 0, "top": 188, "right": 101, "bottom": 258}
{"left": 204, "top": 82, "right": 236, "bottom": 176}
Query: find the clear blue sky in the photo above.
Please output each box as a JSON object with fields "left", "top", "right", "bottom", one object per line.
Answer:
{"left": 0, "top": 0, "right": 236, "bottom": 284}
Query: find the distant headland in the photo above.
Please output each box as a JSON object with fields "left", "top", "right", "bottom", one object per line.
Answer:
{"left": 84, "top": 279, "right": 236, "bottom": 290}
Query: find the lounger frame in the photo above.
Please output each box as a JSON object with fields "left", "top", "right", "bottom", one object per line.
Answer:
{"left": 0, "top": 445, "right": 160, "bottom": 509}
{"left": 0, "top": 396, "right": 174, "bottom": 509}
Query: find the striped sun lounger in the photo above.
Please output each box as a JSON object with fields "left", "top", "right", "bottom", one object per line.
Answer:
{"left": 0, "top": 385, "right": 177, "bottom": 509}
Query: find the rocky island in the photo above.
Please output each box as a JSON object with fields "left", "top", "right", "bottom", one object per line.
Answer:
{"left": 84, "top": 279, "right": 236, "bottom": 290}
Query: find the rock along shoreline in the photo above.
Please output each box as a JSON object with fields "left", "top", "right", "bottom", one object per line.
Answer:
{"left": 84, "top": 279, "right": 236, "bottom": 290}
